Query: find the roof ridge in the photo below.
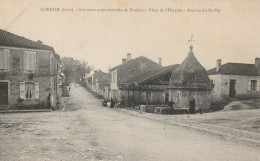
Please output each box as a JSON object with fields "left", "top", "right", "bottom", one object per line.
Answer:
{"left": 226, "top": 62, "right": 254, "bottom": 65}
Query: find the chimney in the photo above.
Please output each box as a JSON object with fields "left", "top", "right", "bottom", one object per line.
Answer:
{"left": 216, "top": 59, "right": 221, "bottom": 72}
{"left": 126, "top": 53, "right": 131, "bottom": 61}
{"left": 255, "top": 57, "right": 260, "bottom": 69}
{"left": 36, "top": 40, "right": 43, "bottom": 44}
{"left": 158, "top": 57, "right": 162, "bottom": 66}
{"left": 122, "top": 58, "right": 126, "bottom": 64}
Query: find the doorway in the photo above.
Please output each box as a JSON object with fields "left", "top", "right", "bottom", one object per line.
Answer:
{"left": 0, "top": 82, "right": 8, "bottom": 105}
{"left": 229, "top": 79, "right": 236, "bottom": 98}
{"left": 165, "top": 92, "right": 169, "bottom": 105}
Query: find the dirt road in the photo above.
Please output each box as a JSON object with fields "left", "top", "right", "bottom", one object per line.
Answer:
{"left": 0, "top": 84, "right": 259, "bottom": 161}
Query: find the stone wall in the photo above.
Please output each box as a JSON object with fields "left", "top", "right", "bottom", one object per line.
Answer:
{"left": 0, "top": 47, "right": 58, "bottom": 109}
{"left": 169, "top": 89, "right": 212, "bottom": 109}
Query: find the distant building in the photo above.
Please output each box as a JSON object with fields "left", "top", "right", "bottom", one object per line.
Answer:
{"left": 0, "top": 29, "right": 61, "bottom": 109}
{"left": 85, "top": 70, "right": 109, "bottom": 98}
{"left": 109, "top": 53, "right": 180, "bottom": 107}
{"left": 168, "top": 45, "right": 213, "bottom": 109}
{"left": 207, "top": 58, "right": 260, "bottom": 100}
{"left": 109, "top": 54, "right": 161, "bottom": 102}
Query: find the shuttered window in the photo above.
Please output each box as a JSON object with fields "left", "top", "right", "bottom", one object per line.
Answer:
{"left": 25, "top": 82, "right": 34, "bottom": 99}
{"left": 248, "top": 80, "right": 258, "bottom": 91}
{"left": 20, "top": 82, "right": 40, "bottom": 99}
{"left": 24, "top": 51, "right": 36, "bottom": 73}
{"left": 251, "top": 80, "right": 257, "bottom": 91}
{"left": 0, "top": 49, "right": 10, "bottom": 71}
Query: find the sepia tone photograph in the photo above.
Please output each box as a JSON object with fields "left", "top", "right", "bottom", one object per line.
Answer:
{"left": 0, "top": 0, "right": 260, "bottom": 160}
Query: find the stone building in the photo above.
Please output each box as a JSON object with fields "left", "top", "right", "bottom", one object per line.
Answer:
{"left": 168, "top": 45, "right": 213, "bottom": 109}
{"left": 0, "top": 29, "right": 61, "bottom": 109}
{"left": 207, "top": 58, "right": 260, "bottom": 100}
{"left": 109, "top": 53, "right": 162, "bottom": 102}
{"left": 85, "top": 69, "right": 109, "bottom": 98}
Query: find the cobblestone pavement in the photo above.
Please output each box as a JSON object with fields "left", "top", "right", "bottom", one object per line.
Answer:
{"left": 0, "top": 84, "right": 260, "bottom": 161}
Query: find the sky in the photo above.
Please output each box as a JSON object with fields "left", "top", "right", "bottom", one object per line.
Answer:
{"left": 1, "top": 0, "right": 260, "bottom": 72}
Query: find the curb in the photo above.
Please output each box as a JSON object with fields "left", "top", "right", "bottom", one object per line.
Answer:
{"left": 0, "top": 109, "right": 52, "bottom": 113}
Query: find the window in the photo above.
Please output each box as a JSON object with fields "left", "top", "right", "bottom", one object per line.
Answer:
{"left": 251, "top": 80, "right": 257, "bottom": 91}
{"left": 0, "top": 49, "right": 10, "bottom": 71}
{"left": 248, "top": 80, "right": 259, "bottom": 91}
{"left": 25, "top": 82, "right": 35, "bottom": 99}
{"left": 24, "top": 51, "right": 36, "bottom": 73}
{"left": 20, "top": 82, "right": 39, "bottom": 99}
{"left": 50, "top": 53, "right": 55, "bottom": 72}
{"left": 111, "top": 72, "right": 116, "bottom": 83}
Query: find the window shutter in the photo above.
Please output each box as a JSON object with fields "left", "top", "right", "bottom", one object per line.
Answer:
{"left": 0, "top": 50, "right": 4, "bottom": 69}
{"left": 20, "top": 82, "right": 25, "bottom": 99}
{"left": 5, "top": 50, "right": 10, "bottom": 71}
{"left": 248, "top": 80, "right": 251, "bottom": 91}
{"left": 257, "top": 80, "right": 260, "bottom": 92}
{"left": 24, "top": 52, "right": 30, "bottom": 72}
{"left": 35, "top": 82, "right": 39, "bottom": 99}
{"left": 50, "top": 54, "right": 53, "bottom": 72}
{"left": 34, "top": 53, "right": 36, "bottom": 72}
{"left": 29, "top": 53, "right": 33, "bottom": 71}
{"left": 24, "top": 53, "right": 26, "bottom": 72}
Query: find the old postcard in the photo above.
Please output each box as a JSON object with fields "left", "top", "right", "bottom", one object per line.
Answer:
{"left": 0, "top": 0, "right": 260, "bottom": 161}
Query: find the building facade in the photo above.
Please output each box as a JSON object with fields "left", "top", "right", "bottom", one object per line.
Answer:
{"left": 85, "top": 70, "right": 109, "bottom": 98}
{"left": 0, "top": 29, "right": 61, "bottom": 109}
{"left": 208, "top": 58, "right": 260, "bottom": 100}
{"left": 109, "top": 54, "right": 162, "bottom": 102}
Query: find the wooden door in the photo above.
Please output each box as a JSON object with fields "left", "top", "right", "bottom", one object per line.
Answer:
{"left": 0, "top": 82, "right": 8, "bottom": 105}
{"left": 229, "top": 79, "right": 236, "bottom": 98}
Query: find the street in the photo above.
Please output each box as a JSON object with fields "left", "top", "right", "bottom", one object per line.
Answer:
{"left": 0, "top": 84, "right": 260, "bottom": 161}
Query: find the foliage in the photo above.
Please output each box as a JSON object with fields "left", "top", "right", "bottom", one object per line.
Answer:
{"left": 61, "top": 57, "right": 91, "bottom": 84}
{"left": 207, "top": 99, "right": 230, "bottom": 112}
{"left": 236, "top": 93, "right": 260, "bottom": 100}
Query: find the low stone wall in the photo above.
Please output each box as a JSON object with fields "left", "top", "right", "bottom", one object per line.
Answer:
{"left": 140, "top": 105, "right": 167, "bottom": 113}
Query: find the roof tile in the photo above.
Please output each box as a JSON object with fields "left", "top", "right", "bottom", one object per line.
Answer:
{"left": 207, "top": 63, "right": 260, "bottom": 76}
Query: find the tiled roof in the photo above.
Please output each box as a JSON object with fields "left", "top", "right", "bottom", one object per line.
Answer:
{"left": 112, "top": 56, "right": 162, "bottom": 84}
{"left": 169, "top": 46, "right": 213, "bottom": 90}
{"left": 110, "top": 56, "right": 160, "bottom": 71}
{"left": 207, "top": 63, "right": 260, "bottom": 76}
{"left": 0, "top": 29, "right": 54, "bottom": 51}
{"left": 124, "top": 64, "right": 179, "bottom": 85}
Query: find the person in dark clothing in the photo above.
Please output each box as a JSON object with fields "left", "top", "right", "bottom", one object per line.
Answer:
{"left": 189, "top": 99, "right": 196, "bottom": 114}
{"left": 168, "top": 99, "right": 175, "bottom": 108}
{"left": 168, "top": 99, "right": 175, "bottom": 114}
{"left": 110, "top": 98, "right": 114, "bottom": 108}
{"left": 102, "top": 99, "right": 107, "bottom": 107}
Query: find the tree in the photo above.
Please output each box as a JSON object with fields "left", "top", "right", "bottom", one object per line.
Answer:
{"left": 61, "top": 57, "right": 91, "bottom": 85}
